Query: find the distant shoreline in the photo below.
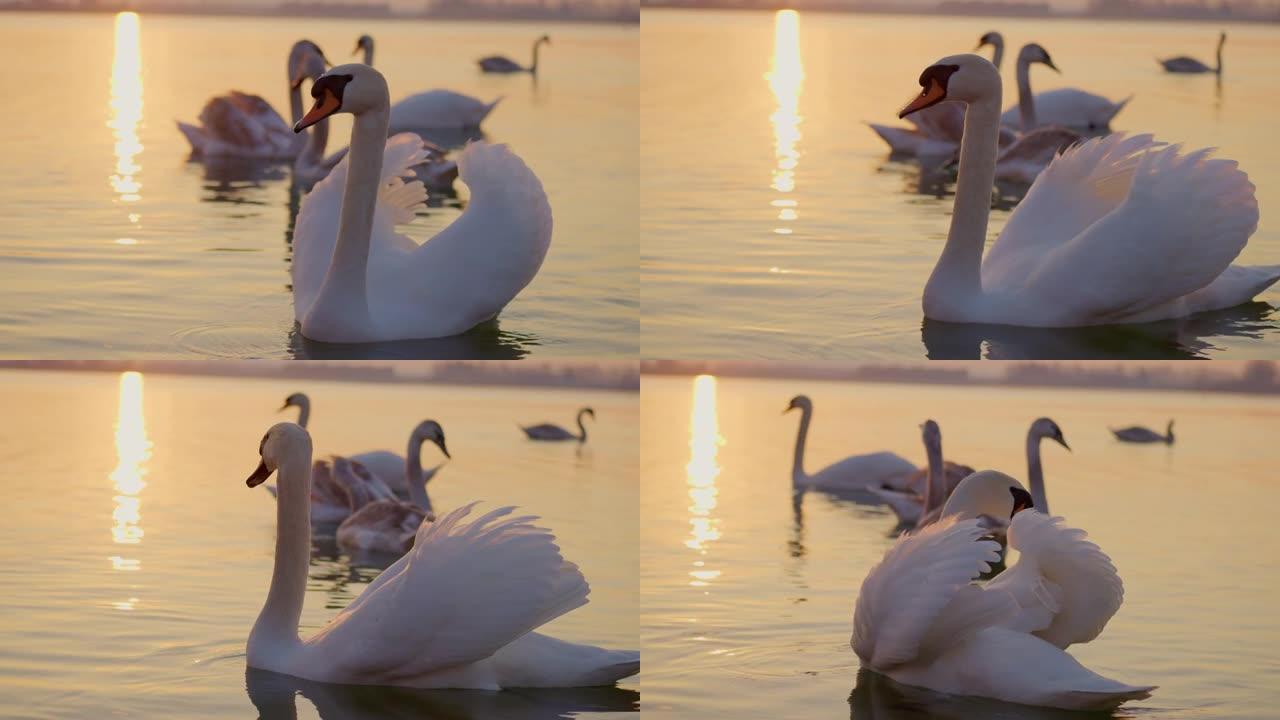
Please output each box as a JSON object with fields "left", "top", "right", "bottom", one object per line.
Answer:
{"left": 639, "top": 2, "right": 1279, "bottom": 25}
{"left": 0, "top": 5, "right": 640, "bottom": 25}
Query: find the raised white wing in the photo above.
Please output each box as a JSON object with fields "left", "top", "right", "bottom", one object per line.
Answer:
{"left": 852, "top": 518, "right": 1011, "bottom": 669}
{"left": 306, "top": 503, "right": 589, "bottom": 682}
{"left": 990, "top": 511, "right": 1124, "bottom": 649}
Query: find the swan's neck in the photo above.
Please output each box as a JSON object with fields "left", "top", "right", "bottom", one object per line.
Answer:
{"left": 991, "top": 40, "right": 1004, "bottom": 72}
{"left": 576, "top": 410, "right": 589, "bottom": 442}
{"left": 923, "top": 439, "right": 945, "bottom": 515}
{"left": 1215, "top": 37, "right": 1224, "bottom": 73}
{"left": 924, "top": 95, "right": 1000, "bottom": 316}
{"left": 405, "top": 434, "right": 431, "bottom": 510}
{"left": 288, "top": 82, "right": 303, "bottom": 126}
{"left": 300, "top": 116, "right": 329, "bottom": 167}
{"left": 1016, "top": 58, "right": 1037, "bottom": 130}
{"left": 314, "top": 108, "right": 388, "bottom": 326}
{"left": 248, "top": 449, "right": 311, "bottom": 659}
{"left": 1026, "top": 431, "right": 1049, "bottom": 515}
{"left": 791, "top": 406, "right": 811, "bottom": 484}
{"left": 294, "top": 398, "right": 310, "bottom": 429}
{"left": 531, "top": 39, "right": 543, "bottom": 73}
{"left": 363, "top": 43, "right": 374, "bottom": 66}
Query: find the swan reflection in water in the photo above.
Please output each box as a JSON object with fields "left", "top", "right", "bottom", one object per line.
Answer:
{"left": 246, "top": 667, "right": 638, "bottom": 720}
{"left": 922, "top": 302, "right": 1279, "bottom": 359}
{"left": 850, "top": 668, "right": 1114, "bottom": 720}
{"left": 287, "top": 319, "right": 538, "bottom": 360}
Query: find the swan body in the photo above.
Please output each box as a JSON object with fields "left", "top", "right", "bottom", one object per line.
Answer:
{"left": 900, "top": 54, "right": 1276, "bottom": 327}
{"left": 1111, "top": 420, "right": 1174, "bottom": 444}
{"left": 785, "top": 395, "right": 919, "bottom": 492}
{"left": 1159, "top": 32, "right": 1225, "bottom": 74}
{"left": 389, "top": 91, "right": 503, "bottom": 132}
{"left": 1000, "top": 88, "right": 1131, "bottom": 131}
{"left": 521, "top": 408, "right": 595, "bottom": 443}
{"left": 291, "top": 65, "right": 551, "bottom": 343}
{"left": 245, "top": 422, "right": 639, "bottom": 689}
{"left": 852, "top": 471, "right": 1154, "bottom": 710}
{"left": 479, "top": 35, "right": 550, "bottom": 75}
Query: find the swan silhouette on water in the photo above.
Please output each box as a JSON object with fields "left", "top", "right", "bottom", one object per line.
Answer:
{"left": 354, "top": 34, "right": 502, "bottom": 131}
{"left": 279, "top": 393, "right": 451, "bottom": 495}
{"left": 1111, "top": 420, "right": 1174, "bottom": 444}
{"left": 898, "top": 54, "right": 1277, "bottom": 327}
{"left": 521, "top": 408, "right": 595, "bottom": 443}
{"left": 852, "top": 470, "right": 1155, "bottom": 710}
{"left": 290, "top": 65, "right": 552, "bottom": 343}
{"left": 785, "top": 395, "right": 919, "bottom": 492}
{"left": 178, "top": 40, "right": 329, "bottom": 160}
{"left": 245, "top": 422, "right": 639, "bottom": 688}
{"left": 1159, "top": 32, "right": 1225, "bottom": 75}
{"left": 478, "top": 35, "right": 551, "bottom": 74}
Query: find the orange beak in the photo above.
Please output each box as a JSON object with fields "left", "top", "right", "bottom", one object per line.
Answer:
{"left": 294, "top": 88, "right": 341, "bottom": 133}
{"left": 899, "top": 78, "right": 948, "bottom": 119}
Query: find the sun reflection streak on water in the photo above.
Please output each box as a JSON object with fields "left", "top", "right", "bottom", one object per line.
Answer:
{"left": 686, "top": 375, "right": 723, "bottom": 588}
{"left": 766, "top": 10, "right": 803, "bottom": 236}
{"left": 109, "top": 12, "right": 143, "bottom": 217}
{"left": 109, "top": 372, "right": 150, "bottom": 566}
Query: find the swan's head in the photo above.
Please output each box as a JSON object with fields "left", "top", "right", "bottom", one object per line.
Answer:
{"left": 899, "top": 54, "right": 999, "bottom": 119}
{"left": 1017, "top": 43, "right": 1060, "bottom": 73}
{"left": 412, "top": 420, "right": 451, "bottom": 458}
{"left": 538, "top": 34, "right": 552, "bottom": 45}
{"left": 784, "top": 394, "right": 813, "bottom": 414}
{"left": 940, "top": 470, "right": 1034, "bottom": 522}
{"left": 288, "top": 40, "right": 329, "bottom": 90}
{"left": 1029, "top": 417, "right": 1071, "bottom": 451}
{"left": 279, "top": 392, "right": 307, "bottom": 412}
{"left": 248, "top": 422, "right": 311, "bottom": 488}
{"left": 976, "top": 31, "right": 1002, "bottom": 50}
{"left": 921, "top": 419, "right": 942, "bottom": 453}
{"left": 353, "top": 34, "right": 373, "bottom": 56}
{"left": 294, "top": 64, "right": 388, "bottom": 133}
{"left": 579, "top": 407, "right": 596, "bottom": 422}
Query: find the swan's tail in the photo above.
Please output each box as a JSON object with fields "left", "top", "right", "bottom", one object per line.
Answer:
{"left": 176, "top": 121, "right": 207, "bottom": 155}
{"left": 480, "top": 96, "right": 504, "bottom": 123}
{"left": 1102, "top": 94, "right": 1134, "bottom": 127}
{"left": 867, "top": 122, "right": 923, "bottom": 155}
{"left": 867, "top": 487, "right": 921, "bottom": 524}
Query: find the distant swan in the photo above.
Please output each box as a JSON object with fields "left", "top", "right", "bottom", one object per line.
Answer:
{"left": 1159, "top": 32, "right": 1225, "bottom": 74}
{"left": 177, "top": 40, "right": 328, "bottom": 160}
{"left": 290, "top": 65, "right": 552, "bottom": 343}
{"left": 522, "top": 408, "right": 595, "bottom": 443}
{"left": 1111, "top": 420, "right": 1174, "bottom": 444}
{"left": 898, "top": 54, "right": 1277, "bottom": 327}
{"left": 785, "top": 395, "right": 918, "bottom": 492}
{"left": 479, "top": 35, "right": 551, "bottom": 74}
{"left": 245, "top": 422, "right": 640, "bottom": 688}
{"left": 852, "top": 470, "right": 1155, "bottom": 710}
{"left": 870, "top": 420, "right": 968, "bottom": 528}
{"left": 354, "top": 34, "right": 502, "bottom": 131}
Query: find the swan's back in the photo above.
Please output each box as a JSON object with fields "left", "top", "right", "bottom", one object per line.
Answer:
{"left": 389, "top": 90, "right": 502, "bottom": 130}
{"left": 184, "top": 92, "right": 298, "bottom": 159}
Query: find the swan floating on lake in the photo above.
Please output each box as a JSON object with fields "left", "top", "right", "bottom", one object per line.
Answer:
{"left": 290, "top": 65, "right": 552, "bottom": 343}
{"left": 1111, "top": 420, "right": 1174, "bottom": 444}
{"left": 1159, "top": 32, "right": 1225, "bottom": 74}
{"left": 522, "top": 408, "right": 595, "bottom": 443}
{"left": 785, "top": 395, "right": 918, "bottom": 492}
{"left": 852, "top": 470, "right": 1155, "bottom": 710}
{"left": 355, "top": 34, "right": 502, "bottom": 130}
{"left": 899, "top": 54, "right": 1276, "bottom": 327}
{"left": 245, "top": 422, "right": 640, "bottom": 688}
{"left": 479, "top": 35, "right": 551, "bottom": 74}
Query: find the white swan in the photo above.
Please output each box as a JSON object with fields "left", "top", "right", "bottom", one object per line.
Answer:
{"left": 280, "top": 393, "right": 450, "bottom": 496}
{"left": 899, "top": 54, "right": 1276, "bottom": 327}
{"left": 178, "top": 40, "right": 327, "bottom": 160}
{"left": 353, "top": 34, "right": 502, "bottom": 131}
{"left": 1159, "top": 31, "right": 1225, "bottom": 75}
{"left": 478, "top": 35, "right": 551, "bottom": 75}
{"left": 244, "top": 422, "right": 639, "bottom": 688}
{"left": 851, "top": 470, "right": 1155, "bottom": 710}
{"left": 978, "top": 31, "right": 1131, "bottom": 131}
{"left": 870, "top": 420, "right": 967, "bottom": 528}
{"left": 290, "top": 65, "right": 552, "bottom": 343}
{"left": 785, "top": 395, "right": 918, "bottom": 492}
{"left": 521, "top": 408, "right": 595, "bottom": 443}
{"left": 1111, "top": 420, "right": 1174, "bottom": 445}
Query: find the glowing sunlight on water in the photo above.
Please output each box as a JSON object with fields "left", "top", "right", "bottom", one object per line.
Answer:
{"left": 109, "top": 371, "right": 150, "bottom": 560}
{"left": 766, "top": 10, "right": 803, "bottom": 236}
{"left": 686, "top": 375, "right": 723, "bottom": 587}
{"left": 109, "top": 12, "right": 143, "bottom": 214}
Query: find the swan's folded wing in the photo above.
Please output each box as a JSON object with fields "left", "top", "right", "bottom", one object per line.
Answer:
{"left": 852, "top": 518, "right": 1011, "bottom": 669}
{"left": 308, "top": 502, "right": 589, "bottom": 679}
{"left": 1024, "top": 143, "right": 1259, "bottom": 319}
{"left": 983, "top": 133, "right": 1157, "bottom": 289}
{"left": 1002, "top": 511, "right": 1124, "bottom": 649}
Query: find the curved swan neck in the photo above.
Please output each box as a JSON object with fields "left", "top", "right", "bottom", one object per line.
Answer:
{"left": 293, "top": 396, "right": 310, "bottom": 429}
{"left": 1016, "top": 56, "right": 1037, "bottom": 130}
{"left": 576, "top": 409, "right": 589, "bottom": 442}
{"left": 924, "top": 93, "right": 1001, "bottom": 316}
{"left": 791, "top": 405, "right": 811, "bottom": 484}
{"left": 405, "top": 433, "right": 431, "bottom": 510}
{"left": 1026, "top": 430, "right": 1049, "bottom": 515}
{"left": 288, "top": 82, "right": 303, "bottom": 127}
{"left": 991, "top": 39, "right": 1004, "bottom": 72}
{"left": 1215, "top": 35, "right": 1224, "bottom": 73}
{"left": 363, "top": 41, "right": 374, "bottom": 66}
{"left": 923, "top": 437, "right": 945, "bottom": 514}
{"left": 249, "top": 446, "right": 312, "bottom": 657}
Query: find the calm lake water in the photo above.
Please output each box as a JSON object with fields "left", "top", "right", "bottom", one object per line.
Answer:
{"left": 641, "top": 11, "right": 1280, "bottom": 359}
{"left": 641, "top": 374, "right": 1279, "bottom": 718}
{"left": 0, "top": 370, "right": 638, "bottom": 718}
{"left": 0, "top": 14, "right": 637, "bottom": 359}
